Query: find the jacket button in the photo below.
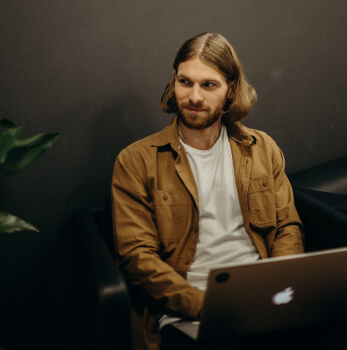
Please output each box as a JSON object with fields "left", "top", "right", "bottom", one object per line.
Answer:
{"left": 163, "top": 194, "right": 168, "bottom": 201}
{"left": 262, "top": 180, "right": 268, "bottom": 187}
{"left": 185, "top": 259, "right": 190, "bottom": 265}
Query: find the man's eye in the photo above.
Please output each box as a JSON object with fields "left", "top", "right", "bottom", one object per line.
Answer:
{"left": 204, "top": 82, "right": 215, "bottom": 88}
{"left": 179, "top": 79, "right": 190, "bottom": 85}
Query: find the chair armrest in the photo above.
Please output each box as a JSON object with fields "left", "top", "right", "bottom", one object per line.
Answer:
{"left": 293, "top": 187, "right": 347, "bottom": 252}
{"left": 72, "top": 207, "right": 132, "bottom": 350}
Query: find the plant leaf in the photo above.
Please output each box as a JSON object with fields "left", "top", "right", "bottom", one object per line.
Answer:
{"left": 0, "top": 126, "right": 23, "bottom": 165}
{"left": 0, "top": 132, "right": 60, "bottom": 178}
{"left": 0, "top": 212, "right": 39, "bottom": 233}
{"left": 0, "top": 118, "right": 17, "bottom": 129}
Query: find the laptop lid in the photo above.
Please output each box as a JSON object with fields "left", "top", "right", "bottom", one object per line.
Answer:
{"left": 172, "top": 247, "right": 347, "bottom": 342}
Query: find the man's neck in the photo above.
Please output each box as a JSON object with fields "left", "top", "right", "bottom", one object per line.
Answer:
{"left": 178, "top": 119, "right": 223, "bottom": 150}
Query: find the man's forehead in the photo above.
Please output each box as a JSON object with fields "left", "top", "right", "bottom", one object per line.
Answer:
{"left": 176, "top": 58, "right": 226, "bottom": 82}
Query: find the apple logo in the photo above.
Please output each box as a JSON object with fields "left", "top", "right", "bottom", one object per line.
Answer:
{"left": 271, "top": 287, "right": 295, "bottom": 305}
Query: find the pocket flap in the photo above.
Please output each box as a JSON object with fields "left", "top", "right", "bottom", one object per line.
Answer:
{"left": 249, "top": 176, "right": 274, "bottom": 193}
{"left": 152, "top": 190, "right": 187, "bottom": 206}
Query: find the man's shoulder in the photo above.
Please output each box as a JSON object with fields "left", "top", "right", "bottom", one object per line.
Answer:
{"left": 125, "top": 129, "right": 164, "bottom": 149}
{"left": 117, "top": 121, "right": 175, "bottom": 158}
{"left": 235, "top": 122, "right": 277, "bottom": 146}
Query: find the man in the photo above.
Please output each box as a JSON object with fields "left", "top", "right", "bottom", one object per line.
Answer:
{"left": 112, "top": 33, "right": 304, "bottom": 350}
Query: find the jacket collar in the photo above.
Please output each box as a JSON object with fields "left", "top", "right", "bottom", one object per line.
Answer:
{"left": 151, "top": 115, "right": 256, "bottom": 150}
{"left": 150, "top": 116, "right": 181, "bottom": 152}
{"left": 223, "top": 117, "right": 257, "bottom": 147}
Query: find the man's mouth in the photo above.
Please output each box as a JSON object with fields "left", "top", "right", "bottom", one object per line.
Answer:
{"left": 184, "top": 106, "right": 206, "bottom": 113}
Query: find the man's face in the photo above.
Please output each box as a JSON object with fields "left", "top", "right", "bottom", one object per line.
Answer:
{"left": 175, "top": 58, "right": 230, "bottom": 130}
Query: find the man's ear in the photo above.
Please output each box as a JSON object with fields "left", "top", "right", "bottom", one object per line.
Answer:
{"left": 227, "top": 81, "right": 236, "bottom": 99}
{"left": 227, "top": 89, "right": 234, "bottom": 99}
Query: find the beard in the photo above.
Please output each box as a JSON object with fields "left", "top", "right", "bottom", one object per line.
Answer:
{"left": 176, "top": 97, "right": 227, "bottom": 130}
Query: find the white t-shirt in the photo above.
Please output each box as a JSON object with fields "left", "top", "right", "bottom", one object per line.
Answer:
{"left": 159, "top": 124, "right": 259, "bottom": 329}
{"left": 184, "top": 124, "right": 260, "bottom": 291}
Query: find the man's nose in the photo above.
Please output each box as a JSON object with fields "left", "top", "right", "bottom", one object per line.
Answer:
{"left": 189, "top": 85, "right": 203, "bottom": 105}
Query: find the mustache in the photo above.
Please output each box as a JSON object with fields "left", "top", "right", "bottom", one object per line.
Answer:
{"left": 181, "top": 102, "right": 207, "bottom": 110}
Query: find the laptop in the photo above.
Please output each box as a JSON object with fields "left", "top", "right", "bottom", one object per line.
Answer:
{"left": 171, "top": 247, "right": 347, "bottom": 342}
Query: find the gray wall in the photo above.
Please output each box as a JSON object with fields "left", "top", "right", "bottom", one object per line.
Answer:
{"left": 0, "top": 1, "right": 346, "bottom": 348}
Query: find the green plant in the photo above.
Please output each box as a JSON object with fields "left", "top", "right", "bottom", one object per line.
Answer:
{"left": 0, "top": 118, "right": 59, "bottom": 233}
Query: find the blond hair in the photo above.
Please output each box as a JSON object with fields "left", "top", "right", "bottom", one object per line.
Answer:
{"left": 161, "top": 33, "right": 257, "bottom": 122}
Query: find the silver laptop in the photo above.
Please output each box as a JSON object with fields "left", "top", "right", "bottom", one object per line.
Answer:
{"left": 171, "top": 247, "right": 347, "bottom": 342}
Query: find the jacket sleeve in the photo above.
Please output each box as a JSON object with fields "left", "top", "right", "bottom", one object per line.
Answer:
{"left": 111, "top": 147, "right": 204, "bottom": 319}
{"left": 268, "top": 139, "right": 304, "bottom": 257}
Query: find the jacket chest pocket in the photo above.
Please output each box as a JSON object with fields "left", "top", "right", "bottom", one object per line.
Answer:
{"left": 248, "top": 176, "right": 276, "bottom": 229}
{"left": 152, "top": 190, "right": 188, "bottom": 242}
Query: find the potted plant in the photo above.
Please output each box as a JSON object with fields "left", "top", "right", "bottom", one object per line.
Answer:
{"left": 0, "top": 118, "right": 59, "bottom": 233}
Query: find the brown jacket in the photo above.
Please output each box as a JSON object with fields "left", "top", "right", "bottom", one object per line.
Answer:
{"left": 111, "top": 116, "right": 304, "bottom": 350}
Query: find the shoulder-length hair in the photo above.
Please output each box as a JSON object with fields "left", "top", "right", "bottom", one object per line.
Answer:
{"left": 161, "top": 33, "right": 257, "bottom": 122}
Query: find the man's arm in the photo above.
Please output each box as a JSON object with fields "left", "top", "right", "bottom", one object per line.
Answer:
{"left": 111, "top": 147, "right": 204, "bottom": 319}
{"left": 269, "top": 140, "right": 304, "bottom": 257}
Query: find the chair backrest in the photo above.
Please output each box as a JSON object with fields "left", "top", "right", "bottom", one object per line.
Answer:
{"left": 72, "top": 205, "right": 132, "bottom": 350}
{"left": 293, "top": 187, "right": 347, "bottom": 252}
{"left": 290, "top": 156, "right": 347, "bottom": 195}
{"left": 102, "top": 198, "right": 115, "bottom": 259}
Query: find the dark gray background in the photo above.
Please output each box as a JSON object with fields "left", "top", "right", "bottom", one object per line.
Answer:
{"left": 0, "top": 1, "right": 346, "bottom": 348}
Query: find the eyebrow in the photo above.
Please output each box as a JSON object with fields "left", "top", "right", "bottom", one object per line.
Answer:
{"left": 176, "top": 74, "right": 222, "bottom": 84}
